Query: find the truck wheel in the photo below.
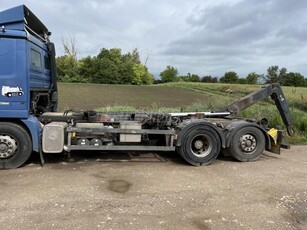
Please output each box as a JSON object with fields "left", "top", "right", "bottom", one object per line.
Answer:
{"left": 0, "top": 123, "right": 32, "bottom": 169}
{"left": 177, "top": 126, "right": 221, "bottom": 166}
{"left": 7, "top": 93, "right": 12, "bottom": 98}
{"left": 228, "top": 126, "right": 265, "bottom": 162}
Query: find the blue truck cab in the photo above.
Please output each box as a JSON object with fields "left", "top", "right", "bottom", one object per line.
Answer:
{"left": 0, "top": 5, "right": 57, "bottom": 168}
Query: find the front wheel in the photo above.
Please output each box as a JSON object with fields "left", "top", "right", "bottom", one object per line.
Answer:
{"left": 177, "top": 126, "right": 221, "bottom": 166}
{"left": 228, "top": 126, "right": 265, "bottom": 162}
{"left": 0, "top": 123, "right": 32, "bottom": 169}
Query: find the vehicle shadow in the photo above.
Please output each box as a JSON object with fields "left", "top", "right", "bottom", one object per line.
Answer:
{"left": 26, "top": 151, "right": 186, "bottom": 166}
{"left": 26, "top": 150, "right": 278, "bottom": 168}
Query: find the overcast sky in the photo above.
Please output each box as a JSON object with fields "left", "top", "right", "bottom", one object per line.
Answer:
{"left": 1, "top": 0, "right": 307, "bottom": 78}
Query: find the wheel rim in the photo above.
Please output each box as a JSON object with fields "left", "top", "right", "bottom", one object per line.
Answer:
{"left": 190, "top": 134, "right": 213, "bottom": 158}
{"left": 238, "top": 134, "right": 257, "bottom": 154}
{"left": 0, "top": 135, "right": 18, "bottom": 159}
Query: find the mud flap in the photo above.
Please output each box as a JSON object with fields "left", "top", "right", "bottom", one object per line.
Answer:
{"left": 39, "top": 146, "right": 45, "bottom": 166}
{"left": 268, "top": 142, "right": 281, "bottom": 154}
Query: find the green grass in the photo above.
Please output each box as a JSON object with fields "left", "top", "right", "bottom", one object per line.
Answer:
{"left": 58, "top": 83, "right": 232, "bottom": 113}
{"left": 57, "top": 82, "right": 307, "bottom": 144}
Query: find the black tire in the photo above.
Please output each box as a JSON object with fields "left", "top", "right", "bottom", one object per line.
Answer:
{"left": 0, "top": 123, "right": 32, "bottom": 169}
{"left": 177, "top": 126, "right": 221, "bottom": 166}
{"left": 7, "top": 93, "right": 12, "bottom": 98}
{"left": 228, "top": 126, "right": 265, "bottom": 162}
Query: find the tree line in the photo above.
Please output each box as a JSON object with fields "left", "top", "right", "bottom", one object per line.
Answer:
{"left": 159, "top": 65, "right": 307, "bottom": 87}
{"left": 56, "top": 47, "right": 154, "bottom": 85}
{"left": 56, "top": 44, "right": 306, "bottom": 87}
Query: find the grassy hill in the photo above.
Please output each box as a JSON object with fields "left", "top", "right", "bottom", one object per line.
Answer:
{"left": 57, "top": 82, "right": 307, "bottom": 143}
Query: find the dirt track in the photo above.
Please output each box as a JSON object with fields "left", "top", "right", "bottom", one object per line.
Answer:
{"left": 0, "top": 146, "right": 306, "bottom": 230}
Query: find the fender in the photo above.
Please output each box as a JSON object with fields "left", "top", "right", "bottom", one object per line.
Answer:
{"left": 176, "top": 119, "right": 226, "bottom": 148}
{"left": 21, "top": 115, "right": 42, "bottom": 152}
{"left": 224, "top": 120, "right": 271, "bottom": 150}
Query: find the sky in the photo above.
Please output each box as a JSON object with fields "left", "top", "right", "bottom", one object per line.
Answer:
{"left": 1, "top": 0, "right": 307, "bottom": 78}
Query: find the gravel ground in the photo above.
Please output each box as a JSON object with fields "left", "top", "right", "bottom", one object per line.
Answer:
{"left": 0, "top": 146, "right": 306, "bottom": 230}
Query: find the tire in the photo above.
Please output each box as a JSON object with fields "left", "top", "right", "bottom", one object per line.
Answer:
{"left": 0, "top": 123, "right": 32, "bottom": 169}
{"left": 7, "top": 93, "right": 12, "bottom": 98}
{"left": 228, "top": 126, "right": 265, "bottom": 162}
{"left": 177, "top": 126, "right": 221, "bottom": 166}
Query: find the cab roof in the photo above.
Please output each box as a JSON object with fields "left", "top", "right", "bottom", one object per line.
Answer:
{"left": 0, "top": 5, "right": 50, "bottom": 39}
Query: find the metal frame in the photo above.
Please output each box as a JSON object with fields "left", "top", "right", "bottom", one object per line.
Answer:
{"left": 65, "top": 126, "right": 176, "bottom": 152}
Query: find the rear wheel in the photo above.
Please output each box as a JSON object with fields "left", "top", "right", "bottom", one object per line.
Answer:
{"left": 228, "top": 126, "right": 265, "bottom": 162}
{"left": 177, "top": 126, "right": 221, "bottom": 166}
{"left": 0, "top": 123, "right": 32, "bottom": 169}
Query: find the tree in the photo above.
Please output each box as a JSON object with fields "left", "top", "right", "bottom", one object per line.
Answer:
{"left": 201, "top": 76, "right": 218, "bottom": 83}
{"left": 132, "top": 64, "right": 154, "bottom": 85}
{"left": 281, "top": 72, "right": 305, "bottom": 87}
{"left": 120, "top": 53, "right": 136, "bottom": 84}
{"left": 160, "top": 66, "right": 178, "bottom": 83}
{"left": 58, "top": 46, "right": 154, "bottom": 85}
{"left": 219, "top": 71, "right": 239, "bottom": 83}
{"left": 178, "top": 73, "right": 200, "bottom": 82}
{"left": 91, "top": 48, "right": 123, "bottom": 84}
{"left": 56, "top": 35, "right": 83, "bottom": 82}
{"left": 264, "top": 66, "right": 287, "bottom": 84}
{"left": 78, "top": 56, "right": 94, "bottom": 82}
{"left": 188, "top": 73, "right": 200, "bottom": 82}
{"left": 80, "top": 48, "right": 133, "bottom": 84}
{"left": 131, "top": 48, "right": 141, "bottom": 65}
{"left": 238, "top": 78, "right": 247, "bottom": 84}
{"left": 56, "top": 55, "right": 78, "bottom": 82}
{"left": 245, "top": 72, "right": 261, "bottom": 85}
{"left": 62, "top": 35, "right": 77, "bottom": 61}
{"left": 56, "top": 55, "right": 86, "bottom": 82}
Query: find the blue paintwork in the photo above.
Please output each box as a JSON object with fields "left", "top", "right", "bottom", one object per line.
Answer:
{"left": 0, "top": 5, "right": 26, "bottom": 31}
{"left": 21, "top": 115, "right": 42, "bottom": 152}
{"left": 28, "top": 35, "right": 52, "bottom": 90}
{"left": 0, "top": 5, "right": 48, "bottom": 33}
{"left": 0, "top": 5, "right": 52, "bottom": 152}
{"left": 0, "top": 34, "right": 29, "bottom": 118}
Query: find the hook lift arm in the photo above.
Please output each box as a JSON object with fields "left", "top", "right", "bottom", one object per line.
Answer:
{"left": 220, "top": 83, "right": 295, "bottom": 136}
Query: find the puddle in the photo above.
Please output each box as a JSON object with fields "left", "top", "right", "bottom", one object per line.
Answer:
{"left": 108, "top": 179, "right": 132, "bottom": 194}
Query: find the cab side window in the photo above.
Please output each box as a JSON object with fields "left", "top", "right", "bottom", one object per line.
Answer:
{"left": 30, "top": 49, "right": 41, "bottom": 69}
{"left": 44, "top": 56, "right": 51, "bottom": 70}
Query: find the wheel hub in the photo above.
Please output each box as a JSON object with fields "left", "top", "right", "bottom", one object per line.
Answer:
{"left": 239, "top": 134, "right": 257, "bottom": 153}
{"left": 190, "top": 134, "right": 213, "bottom": 158}
{"left": 0, "top": 135, "right": 17, "bottom": 159}
{"left": 194, "top": 140, "right": 204, "bottom": 150}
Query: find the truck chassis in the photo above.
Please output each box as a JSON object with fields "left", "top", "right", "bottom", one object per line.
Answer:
{"left": 36, "top": 82, "right": 294, "bottom": 167}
